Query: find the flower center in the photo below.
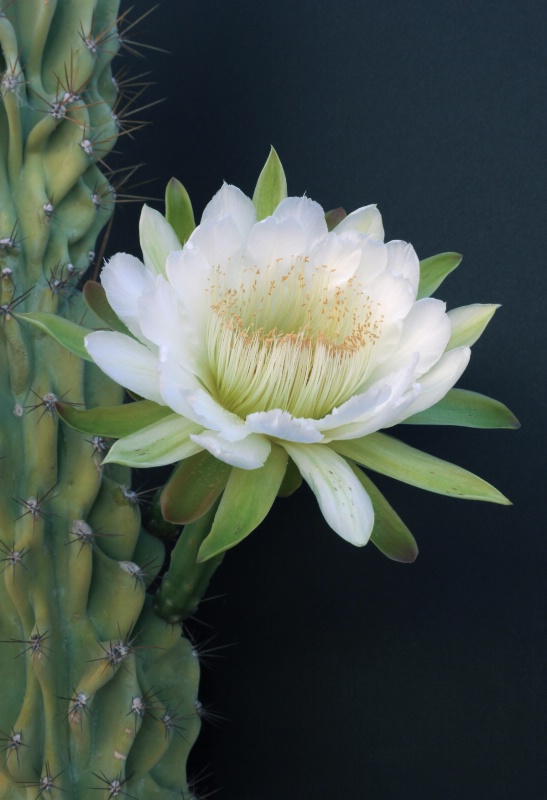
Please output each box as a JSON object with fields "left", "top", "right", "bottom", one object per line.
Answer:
{"left": 207, "top": 257, "right": 383, "bottom": 419}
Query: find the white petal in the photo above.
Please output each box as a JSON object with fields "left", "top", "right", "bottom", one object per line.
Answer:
{"left": 190, "top": 430, "right": 271, "bottom": 469}
{"left": 185, "top": 390, "right": 247, "bottom": 442}
{"left": 363, "top": 270, "right": 415, "bottom": 365}
{"left": 158, "top": 351, "right": 207, "bottom": 419}
{"left": 139, "top": 205, "right": 182, "bottom": 277}
{"left": 186, "top": 215, "right": 243, "bottom": 266}
{"left": 386, "top": 240, "right": 420, "bottom": 297}
{"left": 165, "top": 247, "right": 213, "bottom": 380}
{"left": 100, "top": 253, "right": 155, "bottom": 342}
{"left": 283, "top": 443, "right": 374, "bottom": 546}
{"left": 334, "top": 204, "right": 384, "bottom": 240}
{"left": 244, "top": 409, "right": 323, "bottom": 443}
{"left": 391, "top": 346, "right": 471, "bottom": 424}
{"left": 138, "top": 275, "right": 180, "bottom": 350}
{"left": 201, "top": 183, "right": 257, "bottom": 241}
{"left": 85, "top": 331, "right": 162, "bottom": 403}
{"left": 245, "top": 215, "right": 307, "bottom": 266}
{"left": 104, "top": 414, "right": 203, "bottom": 468}
{"left": 318, "top": 358, "right": 419, "bottom": 441}
{"left": 307, "top": 231, "right": 362, "bottom": 286}
{"left": 354, "top": 235, "right": 389, "bottom": 284}
{"left": 373, "top": 297, "right": 451, "bottom": 381}
{"left": 273, "top": 196, "right": 328, "bottom": 249}
{"left": 158, "top": 353, "right": 247, "bottom": 440}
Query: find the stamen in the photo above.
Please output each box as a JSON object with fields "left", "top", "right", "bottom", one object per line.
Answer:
{"left": 206, "top": 258, "right": 382, "bottom": 419}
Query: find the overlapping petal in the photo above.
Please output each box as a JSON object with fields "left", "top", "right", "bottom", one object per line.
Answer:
{"left": 85, "top": 331, "right": 163, "bottom": 404}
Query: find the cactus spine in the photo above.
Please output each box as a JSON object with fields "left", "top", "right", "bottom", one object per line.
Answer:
{"left": 0, "top": 3, "right": 206, "bottom": 797}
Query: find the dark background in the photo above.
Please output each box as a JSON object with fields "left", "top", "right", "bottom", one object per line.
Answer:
{"left": 109, "top": 2, "right": 545, "bottom": 798}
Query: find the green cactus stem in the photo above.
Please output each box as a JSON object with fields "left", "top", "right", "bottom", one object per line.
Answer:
{"left": 0, "top": 3, "right": 212, "bottom": 797}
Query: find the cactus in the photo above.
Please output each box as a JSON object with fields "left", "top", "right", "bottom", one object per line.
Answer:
{"left": 0, "top": 2, "right": 207, "bottom": 797}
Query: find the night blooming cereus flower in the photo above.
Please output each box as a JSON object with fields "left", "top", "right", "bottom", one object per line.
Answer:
{"left": 79, "top": 150, "right": 516, "bottom": 563}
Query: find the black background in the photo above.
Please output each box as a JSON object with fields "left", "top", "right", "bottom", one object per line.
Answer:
{"left": 108, "top": 2, "right": 545, "bottom": 798}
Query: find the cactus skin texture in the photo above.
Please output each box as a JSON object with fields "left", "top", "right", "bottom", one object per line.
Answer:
{"left": 0, "top": 3, "right": 206, "bottom": 797}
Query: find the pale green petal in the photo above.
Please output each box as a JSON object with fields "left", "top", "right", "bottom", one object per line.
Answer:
{"left": 139, "top": 205, "right": 182, "bottom": 277}
{"left": 252, "top": 147, "right": 288, "bottom": 221}
{"left": 197, "top": 445, "right": 288, "bottom": 561}
{"left": 447, "top": 303, "right": 500, "bottom": 349}
{"left": 403, "top": 388, "right": 520, "bottom": 429}
{"left": 332, "top": 433, "right": 511, "bottom": 504}
{"left": 165, "top": 177, "right": 195, "bottom": 245}
{"left": 103, "top": 414, "right": 203, "bottom": 468}
{"left": 417, "top": 252, "right": 462, "bottom": 299}
{"left": 283, "top": 443, "right": 374, "bottom": 545}
{"left": 348, "top": 461, "right": 418, "bottom": 563}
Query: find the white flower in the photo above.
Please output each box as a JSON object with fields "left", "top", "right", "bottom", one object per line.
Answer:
{"left": 84, "top": 179, "right": 508, "bottom": 555}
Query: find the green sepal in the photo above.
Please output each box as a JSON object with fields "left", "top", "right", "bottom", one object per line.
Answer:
{"left": 403, "top": 388, "right": 520, "bottom": 429}
{"left": 57, "top": 399, "right": 172, "bottom": 437}
{"left": 154, "top": 502, "right": 223, "bottom": 624}
{"left": 83, "top": 280, "right": 132, "bottom": 336}
{"left": 18, "top": 312, "right": 93, "bottom": 361}
{"left": 197, "top": 445, "right": 288, "bottom": 562}
{"left": 252, "top": 147, "right": 288, "bottom": 220}
{"left": 143, "top": 489, "right": 180, "bottom": 540}
{"left": 161, "top": 451, "right": 232, "bottom": 524}
{"left": 325, "top": 207, "right": 347, "bottom": 231}
{"left": 332, "top": 432, "right": 511, "bottom": 504}
{"left": 165, "top": 177, "right": 195, "bottom": 245}
{"left": 277, "top": 456, "right": 302, "bottom": 497}
{"left": 347, "top": 460, "right": 418, "bottom": 563}
{"left": 447, "top": 303, "right": 499, "bottom": 349}
{"left": 417, "top": 252, "right": 462, "bottom": 299}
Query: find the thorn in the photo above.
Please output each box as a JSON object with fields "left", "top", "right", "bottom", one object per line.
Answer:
{"left": 1, "top": 285, "right": 34, "bottom": 325}
{"left": 25, "top": 390, "right": 82, "bottom": 423}
{"left": 18, "top": 761, "right": 66, "bottom": 798}
{"left": 90, "top": 770, "right": 137, "bottom": 799}
{"left": 1, "top": 627, "right": 53, "bottom": 661}
{"left": 14, "top": 481, "right": 59, "bottom": 523}
{"left": 0, "top": 537, "right": 30, "bottom": 576}
{"left": 67, "top": 519, "right": 120, "bottom": 554}
{"left": 0, "top": 728, "right": 27, "bottom": 767}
